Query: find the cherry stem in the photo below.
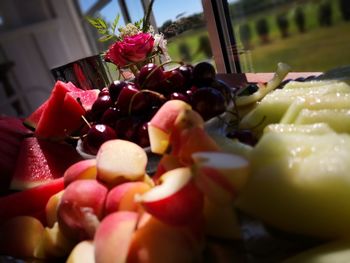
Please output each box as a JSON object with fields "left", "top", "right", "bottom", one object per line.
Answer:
{"left": 81, "top": 115, "right": 92, "bottom": 129}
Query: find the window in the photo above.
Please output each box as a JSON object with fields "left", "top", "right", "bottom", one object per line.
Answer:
{"left": 75, "top": 0, "right": 215, "bottom": 68}
{"left": 226, "top": 0, "right": 350, "bottom": 72}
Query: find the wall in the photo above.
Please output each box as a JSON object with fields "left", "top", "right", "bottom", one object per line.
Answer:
{"left": 0, "top": 0, "right": 93, "bottom": 116}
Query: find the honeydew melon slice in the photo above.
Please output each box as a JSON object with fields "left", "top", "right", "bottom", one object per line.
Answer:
{"left": 240, "top": 85, "right": 350, "bottom": 135}
{"left": 283, "top": 79, "right": 340, "bottom": 89}
{"left": 263, "top": 123, "right": 335, "bottom": 135}
{"left": 294, "top": 108, "right": 350, "bottom": 133}
{"left": 280, "top": 94, "right": 350, "bottom": 124}
{"left": 236, "top": 131, "right": 350, "bottom": 239}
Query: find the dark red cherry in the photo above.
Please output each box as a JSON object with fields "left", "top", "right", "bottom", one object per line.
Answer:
{"left": 135, "top": 122, "right": 150, "bottom": 148}
{"left": 101, "top": 107, "right": 123, "bottom": 126}
{"left": 99, "top": 87, "right": 110, "bottom": 97}
{"left": 137, "top": 63, "right": 165, "bottom": 91}
{"left": 83, "top": 124, "right": 117, "bottom": 155}
{"left": 169, "top": 92, "right": 190, "bottom": 104}
{"left": 192, "top": 62, "right": 216, "bottom": 87}
{"left": 191, "top": 87, "right": 226, "bottom": 121}
{"left": 90, "top": 94, "right": 113, "bottom": 119}
{"left": 109, "top": 80, "right": 127, "bottom": 102}
{"left": 163, "top": 69, "right": 186, "bottom": 93}
{"left": 177, "top": 64, "right": 193, "bottom": 88}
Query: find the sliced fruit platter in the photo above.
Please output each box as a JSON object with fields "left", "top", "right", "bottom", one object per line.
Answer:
{"left": 1, "top": 61, "right": 350, "bottom": 262}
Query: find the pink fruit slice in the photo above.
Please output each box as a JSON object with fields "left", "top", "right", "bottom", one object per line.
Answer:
{"left": 35, "top": 81, "right": 85, "bottom": 140}
{"left": 94, "top": 211, "right": 138, "bottom": 263}
{"left": 136, "top": 167, "right": 204, "bottom": 226}
{"left": 11, "top": 137, "right": 82, "bottom": 190}
{"left": 0, "top": 178, "right": 64, "bottom": 224}
{"left": 67, "top": 89, "right": 100, "bottom": 112}
{"left": 23, "top": 100, "right": 48, "bottom": 130}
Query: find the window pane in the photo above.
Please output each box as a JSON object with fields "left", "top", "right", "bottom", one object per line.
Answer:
{"left": 228, "top": 0, "right": 350, "bottom": 72}
{"left": 125, "top": 0, "right": 144, "bottom": 23}
{"left": 153, "top": 0, "right": 214, "bottom": 65}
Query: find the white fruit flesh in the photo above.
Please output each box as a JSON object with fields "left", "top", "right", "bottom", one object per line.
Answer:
{"left": 148, "top": 124, "right": 170, "bottom": 154}
{"left": 137, "top": 167, "right": 192, "bottom": 202}
{"left": 96, "top": 139, "right": 147, "bottom": 182}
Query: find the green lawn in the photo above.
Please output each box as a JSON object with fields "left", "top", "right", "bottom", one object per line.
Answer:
{"left": 250, "top": 21, "right": 350, "bottom": 72}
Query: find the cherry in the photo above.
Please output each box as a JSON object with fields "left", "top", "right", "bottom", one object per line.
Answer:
{"left": 115, "top": 82, "right": 140, "bottom": 114}
{"left": 192, "top": 62, "right": 216, "bottom": 87}
{"left": 99, "top": 87, "right": 110, "bottom": 97}
{"left": 109, "top": 80, "right": 127, "bottom": 102}
{"left": 186, "top": 85, "right": 198, "bottom": 98}
{"left": 114, "top": 117, "right": 139, "bottom": 141}
{"left": 83, "top": 124, "right": 117, "bottom": 155}
{"left": 191, "top": 87, "right": 227, "bottom": 121}
{"left": 211, "top": 79, "right": 234, "bottom": 104}
{"left": 177, "top": 64, "right": 193, "bottom": 88}
{"left": 227, "top": 129, "right": 257, "bottom": 146}
{"left": 135, "top": 122, "right": 150, "bottom": 148}
{"left": 163, "top": 69, "right": 186, "bottom": 93}
{"left": 90, "top": 94, "right": 113, "bottom": 120}
{"left": 169, "top": 92, "right": 190, "bottom": 104}
{"left": 101, "top": 107, "right": 123, "bottom": 126}
{"left": 137, "top": 63, "right": 165, "bottom": 91}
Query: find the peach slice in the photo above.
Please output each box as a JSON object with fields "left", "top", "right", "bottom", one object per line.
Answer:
{"left": 57, "top": 179, "right": 108, "bottom": 241}
{"left": 192, "top": 151, "right": 250, "bottom": 204}
{"left": 45, "top": 190, "right": 64, "bottom": 227}
{"left": 34, "top": 222, "right": 76, "bottom": 259}
{"left": 128, "top": 213, "right": 202, "bottom": 263}
{"left": 148, "top": 100, "right": 191, "bottom": 154}
{"left": 94, "top": 211, "right": 139, "bottom": 263}
{"left": 105, "top": 181, "right": 151, "bottom": 215}
{"left": 135, "top": 167, "right": 204, "bottom": 226}
{"left": 172, "top": 126, "right": 220, "bottom": 165}
{"left": 170, "top": 109, "right": 205, "bottom": 157}
{"left": 66, "top": 240, "right": 95, "bottom": 263}
{"left": 152, "top": 154, "right": 183, "bottom": 183}
{"left": 96, "top": 139, "right": 147, "bottom": 185}
{"left": 0, "top": 216, "right": 45, "bottom": 259}
{"left": 63, "top": 159, "right": 97, "bottom": 186}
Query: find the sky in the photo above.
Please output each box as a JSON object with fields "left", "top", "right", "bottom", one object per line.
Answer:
{"left": 79, "top": 0, "right": 205, "bottom": 27}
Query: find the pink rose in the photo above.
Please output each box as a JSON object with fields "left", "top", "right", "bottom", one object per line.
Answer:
{"left": 105, "top": 33, "right": 155, "bottom": 68}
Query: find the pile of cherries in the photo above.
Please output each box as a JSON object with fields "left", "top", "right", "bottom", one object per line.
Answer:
{"left": 81, "top": 62, "right": 233, "bottom": 155}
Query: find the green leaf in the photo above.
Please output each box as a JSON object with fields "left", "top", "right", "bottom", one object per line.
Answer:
{"left": 96, "top": 17, "right": 108, "bottom": 29}
{"left": 99, "top": 35, "right": 115, "bottom": 42}
{"left": 86, "top": 16, "right": 108, "bottom": 32}
{"left": 134, "top": 18, "right": 143, "bottom": 30}
{"left": 111, "top": 14, "right": 120, "bottom": 34}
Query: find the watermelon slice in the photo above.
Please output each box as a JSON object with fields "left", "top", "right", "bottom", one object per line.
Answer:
{"left": 0, "top": 117, "right": 32, "bottom": 193}
{"left": 23, "top": 100, "right": 48, "bottom": 130}
{"left": 68, "top": 89, "right": 100, "bottom": 111}
{"left": 11, "top": 137, "right": 82, "bottom": 190}
{"left": 35, "top": 81, "right": 85, "bottom": 140}
{"left": 0, "top": 178, "right": 64, "bottom": 225}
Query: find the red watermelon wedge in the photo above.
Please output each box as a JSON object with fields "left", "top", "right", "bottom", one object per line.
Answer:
{"left": 35, "top": 81, "right": 85, "bottom": 140}
{"left": 0, "top": 117, "right": 32, "bottom": 193}
{"left": 0, "top": 178, "right": 64, "bottom": 224}
{"left": 23, "top": 100, "right": 48, "bottom": 130}
{"left": 10, "top": 137, "right": 82, "bottom": 190}
{"left": 68, "top": 89, "right": 100, "bottom": 111}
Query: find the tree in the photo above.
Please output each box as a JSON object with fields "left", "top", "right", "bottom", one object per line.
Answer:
{"left": 255, "top": 18, "right": 270, "bottom": 44}
{"left": 276, "top": 13, "right": 289, "bottom": 38}
{"left": 294, "top": 6, "right": 306, "bottom": 33}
